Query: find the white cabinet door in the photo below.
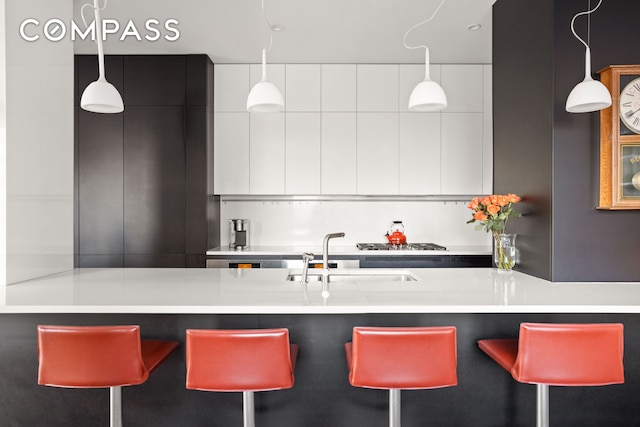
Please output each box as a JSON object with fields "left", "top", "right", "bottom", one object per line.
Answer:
{"left": 214, "top": 113, "right": 250, "bottom": 194}
{"left": 286, "top": 113, "right": 321, "bottom": 194}
{"left": 357, "top": 113, "right": 398, "bottom": 194}
{"left": 482, "top": 65, "right": 493, "bottom": 194}
{"left": 214, "top": 65, "right": 249, "bottom": 112}
{"left": 441, "top": 113, "right": 483, "bottom": 195}
{"left": 322, "top": 64, "right": 356, "bottom": 111}
{"left": 357, "top": 65, "right": 399, "bottom": 112}
{"left": 441, "top": 64, "right": 483, "bottom": 112}
{"left": 286, "top": 65, "right": 321, "bottom": 111}
{"left": 249, "top": 113, "right": 285, "bottom": 194}
{"left": 399, "top": 113, "right": 441, "bottom": 194}
{"left": 322, "top": 113, "right": 357, "bottom": 194}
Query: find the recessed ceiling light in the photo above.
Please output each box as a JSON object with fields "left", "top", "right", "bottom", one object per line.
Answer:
{"left": 271, "top": 24, "right": 285, "bottom": 32}
{"left": 466, "top": 24, "right": 482, "bottom": 31}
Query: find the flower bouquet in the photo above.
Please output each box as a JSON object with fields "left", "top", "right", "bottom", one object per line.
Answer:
{"left": 467, "top": 194, "right": 521, "bottom": 270}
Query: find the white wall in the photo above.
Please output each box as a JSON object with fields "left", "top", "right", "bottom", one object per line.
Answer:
{"left": 5, "top": 0, "right": 74, "bottom": 284}
{"left": 0, "top": 0, "right": 7, "bottom": 289}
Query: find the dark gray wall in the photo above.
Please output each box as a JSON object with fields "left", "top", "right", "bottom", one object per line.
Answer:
{"left": 74, "top": 55, "right": 219, "bottom": 268}
{"left": 494, "top": 0, "right": 640, "bottom": 281}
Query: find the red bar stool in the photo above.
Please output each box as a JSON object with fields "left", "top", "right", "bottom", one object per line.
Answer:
{"left": 478, "top": 323, "right": 624, "bottom": 427}
{"left": 185, "top": 328, "right": 298, "bottom": 427}
{"left": 37, "top": 325, "right": 179, "bottom": 427}
{"left": 344, "top": 326, "right": 457, "bottom": 427}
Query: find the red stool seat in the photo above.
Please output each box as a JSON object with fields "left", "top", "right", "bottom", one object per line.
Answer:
{"left": 478, "top": 323, "right": 624, "bottom": 426}
{"left": 186, "top": 328, "right": 298, "bottom": 427}
{"left": 345, "top": 326, "right": 457, "bottom": 427}
{"left": 37, "top": 325, "right": 178, "bottom": 427}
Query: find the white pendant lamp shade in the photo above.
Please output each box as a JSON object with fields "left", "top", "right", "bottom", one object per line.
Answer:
{"left": 408, "top": 48, "right": 447, "bottom": 112}
{"left": 81, "top": 79, "right": 124, "bottom": 113}
{"left": 247, "top": 49, "right": 284, "bottom": 113}
{"left": 80, "top": 0, "right": 124, "bottom": 114}
{"left": 566, "top": 47, "right": 611, "bottom": 113}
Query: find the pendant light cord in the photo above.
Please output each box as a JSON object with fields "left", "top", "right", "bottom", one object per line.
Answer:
{"left": 80, "top": 0, "right": 107, "bottom": 30}
{"left": 570, "top": 0, "right": 604, "bottom": 49}
{"left": 261, "top": 0, "right": 274, "bottom": 53}
{"left": 403, "top": 0, "right": 446, "bottom": 50}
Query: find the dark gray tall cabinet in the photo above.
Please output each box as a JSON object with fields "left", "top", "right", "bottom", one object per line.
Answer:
{"left": 74, "top": 54, "right": 219, "bottom": 268}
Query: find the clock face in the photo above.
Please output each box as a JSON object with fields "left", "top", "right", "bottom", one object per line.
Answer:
{"left": 619, "top": 77, "right": 640, "bottom": 134}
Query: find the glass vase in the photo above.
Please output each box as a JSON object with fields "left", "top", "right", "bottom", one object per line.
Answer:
{"left": 493, "top": 233, "right": 517, "bottom": 271}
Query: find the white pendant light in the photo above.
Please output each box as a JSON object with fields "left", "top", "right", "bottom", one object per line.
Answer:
{"left": 566, "top": 0, "right": 610, "bottom": 113}
{"left": 80, "top": 0, "right": 124, "bottom": 114}
{"left": 247, "top": 49, "right": 284, "bottom": 113}
{"left": 403, "top": 0, "right": 447, "bottom": 112}
{"left": 247, "top": 0, "right": 284, "bottom": 113}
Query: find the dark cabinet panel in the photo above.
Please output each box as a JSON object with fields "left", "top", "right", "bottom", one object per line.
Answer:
{"left": 186, "top": 106, "right": 208, "bottom": 255}
{"left": 123, "top": 55, "right": 186, "bottom": 106}
{"left": 124, "top": 106, "right": 186, "bottom": 255}
{"left": 75, "top": 54, "right": 216, "bottom": 268}
{"left": 124, "top": 254, "right": 186, "bottom": 268}
{"left": 77, "top": 109, "right": 124, "bottom": 255}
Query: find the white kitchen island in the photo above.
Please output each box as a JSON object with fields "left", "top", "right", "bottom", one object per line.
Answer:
{"left": 3, "top": 268, "right": 640, "bottom": 426}
{"left": 3, "top": 267, "right": 640, "bottom": 314}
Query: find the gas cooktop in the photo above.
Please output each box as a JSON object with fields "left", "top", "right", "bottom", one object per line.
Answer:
{"left": 356, "top": 243, "right": 447, "bottom": 251}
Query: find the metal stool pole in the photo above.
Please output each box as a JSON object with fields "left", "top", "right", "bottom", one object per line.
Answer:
{"left": 110, "top": 386, "right": 123, "bottom": 427}
{"left": 243, "top": 390, "right": 256, "bottom": 427}
{"left": 536, "top": 384, "right": 549, "bottom": 427}
{"left": 389, "top": 388, "right": 401, "bottom": 427}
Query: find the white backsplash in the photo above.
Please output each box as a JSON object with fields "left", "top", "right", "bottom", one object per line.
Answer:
{"left": 219, "top": 200, "right": 491, "bottom": 247}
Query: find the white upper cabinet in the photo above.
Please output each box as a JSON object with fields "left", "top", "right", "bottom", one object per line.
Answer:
{"left": 214, "top": 113, "right": 250, "bottom": 194}
{"left": 482, "top": 65, "right": 493, "bottom": 194}
{"left": 357, "top": 113, "right": 399, "bottom": 194}
{"left": 441, "top": 113, "right": 484, "bottom": 195}
{"left": 213, "top": 63, "right": 491, "bottom": 197}
{"left": 322, "top": 65, "right": 356, "bottom": 111}
{"left": 249, "top": 113, "right": 285, "bottom": 194}
{"left": 441, "top": 64, "right": 483, "bottom": 112}
{"left": 322, "top": 113, "right": 357, "bottom": 194}
{"left": 357, "top": 65, "right": 399, "bottom": 111}
{"left": 398, "top": 113, "right": 441, "bottom": 194}
{"left": 214, "top": 65, "right": 249, "bottom": 112}
{"left": 285, "top": 65, "right": 321, "bottom": 111}
{"left": 286, "top": 113, "right": 321, "bottom": 194}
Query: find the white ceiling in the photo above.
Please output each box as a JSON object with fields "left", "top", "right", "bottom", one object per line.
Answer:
{"left": 73, "top": 0, "right": 494, "bottom": 64}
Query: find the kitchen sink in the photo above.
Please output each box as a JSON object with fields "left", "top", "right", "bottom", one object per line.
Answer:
{"left": 286, "top": 269, "right": 418, "bottom": 283}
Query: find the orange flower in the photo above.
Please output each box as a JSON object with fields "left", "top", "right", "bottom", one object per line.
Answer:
{"left": 497, "top": 195, "right": 509, "bottom": 207}
{"left": 473, "top": 211, "right": 488, "bottom": 221}
{"left": 468, "top": 197, "right": 479, "bottom": 210}
{"left": 480, "top": 196, "right": 491, "bottom": 206}
{"left": 489, "top": 195, "right": 499, "bottom": 205}
{"left": 507, "top": 193, "right": 521, "bottom": 203}
{"left": 486, "top": 204, "right": 500, "bottom": 215}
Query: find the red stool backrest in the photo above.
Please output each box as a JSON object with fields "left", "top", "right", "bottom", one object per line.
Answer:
{"left": 347, "top": 326, "right": 457, "bottom": 390}
{"left": 186, "top": 328, "right": 297, "bottom": 392}
{"left": 38, "top": 325, "right": 149, "bottom": 388}
{"left": 512, "top": 323, "right": 624, "bottom": 386}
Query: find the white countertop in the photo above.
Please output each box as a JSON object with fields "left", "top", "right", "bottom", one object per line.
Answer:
{"left": 3, "top": 268, "right": 640, "bottom": 314}
{"left": 206, "top": 245, "right": 491, "bottom": 256}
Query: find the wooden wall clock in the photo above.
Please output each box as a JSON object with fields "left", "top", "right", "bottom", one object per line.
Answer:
{"left": 598, "top": 65, "right": 640, "bottom": 209}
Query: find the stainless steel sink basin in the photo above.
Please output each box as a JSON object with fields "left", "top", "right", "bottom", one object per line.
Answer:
{"left": 286, "top": 269, "right": 418, "bottom": 283}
